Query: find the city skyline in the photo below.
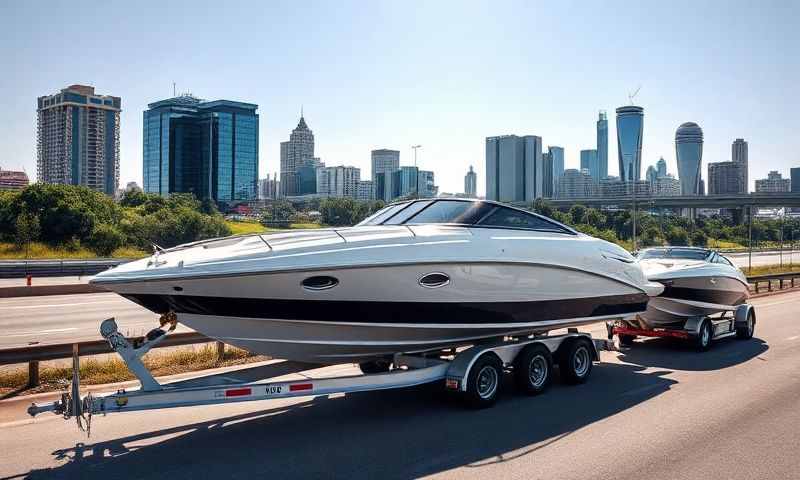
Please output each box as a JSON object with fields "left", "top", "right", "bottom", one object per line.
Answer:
{"left": 1, "top": 1, "right": 798, "bottom": 196}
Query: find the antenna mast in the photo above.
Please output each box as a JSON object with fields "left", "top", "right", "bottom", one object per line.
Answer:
{"left": 628, "top": 85, "right": 641, "bottom": 105}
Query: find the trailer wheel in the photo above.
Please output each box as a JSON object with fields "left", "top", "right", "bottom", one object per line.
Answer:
{"left": 358, "top": 359, "right": 392, "bottom": 374}
{"left": 618, "top": 334, "right": 636, "bottom": 347}
{"left": 514, "top": 344, "right": 553, "bottom": 395}
{"left": 695, "top": 319, "right": 713, "bottom": 351}
{"left": 559, "top": 338, "right": 594, "bottom": 385}
{"left": 736, "top": 309, "right": 755, "bottom": 340}
{"left": 464, "top": 353, "right": 503, "bottom": 408}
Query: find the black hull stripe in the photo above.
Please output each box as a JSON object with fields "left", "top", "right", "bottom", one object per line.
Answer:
{"left": 659, "top": 286, "right": 747, "bottom": 306}
{"left": 122, "top": 293, "right": 648, "bottom": 325}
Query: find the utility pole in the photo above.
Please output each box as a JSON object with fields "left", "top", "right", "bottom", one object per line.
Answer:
{"left": 748, "top": 205, "right": 753, "bottom": 272}
{"left": 631, "top": 182, "right": 637, "bottom": 252}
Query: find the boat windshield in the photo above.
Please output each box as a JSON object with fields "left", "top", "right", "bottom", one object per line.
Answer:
{"left": 639, "top": 248, "right": 711, "bottom": 261}
{"left": 358, "top": 199, "right": 574, "bottom": 233}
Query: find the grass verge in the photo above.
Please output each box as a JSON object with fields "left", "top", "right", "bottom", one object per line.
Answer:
{"left": 741, "top": 263, "right": 800, "bottom": 276}
{"left": 0, "top": 344, "right": 268, "bottom": 397}
{"left": 0, "top": 242, "right": 148, "bottom": 260}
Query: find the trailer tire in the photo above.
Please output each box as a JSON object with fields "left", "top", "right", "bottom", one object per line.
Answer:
{"left": 559, "top": 338, "right": 594, "bottom": 385}
{"left": 514, "top": 344, "right": 553, "bottom": 395}
{"left": 464, "top": 353, "right": 503, "bottom": 408}
{"left": 358, "top": 359, "right": 392, "bottom": 374}
{"left": 736, "top": 309, "right": 755, "bottom": 340}
{"left": 618, "top": 334, "right": 636, "bottom": 347}
{"left": 695, "top": 319, "right": 713, "bottom": 351}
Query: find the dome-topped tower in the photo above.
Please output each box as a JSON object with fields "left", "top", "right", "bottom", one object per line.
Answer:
{"left": 675, "top": 122, "right": 704, "bottom": 195}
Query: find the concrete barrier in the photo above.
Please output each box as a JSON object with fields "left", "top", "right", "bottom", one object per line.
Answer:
{"left": 0, "top": 283, "right": 107, "bottom": 298}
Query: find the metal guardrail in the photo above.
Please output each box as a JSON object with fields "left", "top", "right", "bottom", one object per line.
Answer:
{"left": 0, "top": 259, "right": 126, "bottom": 279}
{"left": 747, "top": 272, "right": 800, "bottom": 294}
{"left": 0, "top": 332, "right": 215, "bottom": 389}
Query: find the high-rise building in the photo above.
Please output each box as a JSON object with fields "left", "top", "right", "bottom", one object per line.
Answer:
{"left": 0, "top": 168, "right": 29, "bottom": 191}
{"left": 464, "top": 165, "right": 477, "bottom": 197}
{"left": 708, "top": 161, "right": 746, "bottom": 195}
{"left": 371, "top": 149, "right": 400, "bottom": 201}
{"left": 755, "top": 171, "right": 791, "bottom": 193}
{"left": 549, "top": 146, "right": 564, "bottom": 196}
{"left": 791, "top": 167, "right": 800, "bottom": 193}
{"left": 418, "top": 170, "right": 437, "bottom": 198}
{"left": 485, "top": 135, "right": 543, "bottom": 202}
{"left": 37, "top": 85, "right": 121, "bottom": 195}
{"left": 675, "top": 122, "right": 704, "bottom": 196}
{"left": 316, "top": 166, "right": 361, "bottom": 198}
{"left": 646, "top": 165, "right": 658, "bottom": 184}
{"left": 392, "top": 166, "right": 419, "bottom": 199}
{"left": 580, "top": 149, "right": 599, "bottom": 181}
{"left": 596, "top": 111, "right": 608, "bottom": 179}
{"left": 656, "top": 157, "right": 667, "bottom": 177}
{"left": 616, "top": 106, "right": 644, "bottom": 182}
{"left": 732, "top": 138, "right": 748, "bottom": 192}
{"left": 599, "top": 179, "right": 651, "bottom": 198}
{"left": 258, "top": 173, "right": 280, "bottom": 200}
{"left": 143, "top": 94, "right": 259, "bottom": 203}
{"left": 542, "top": 152, "right": 553, "bottom": 198}
{"left": 557, "top": 169, "right": 595, "bottom": 198}
{"left": 652, "top": 175, "right": 681, "bottom": 196}
{"left": 356, "top": 180, "right": 374, "bottom": 201}
{"left": 280, "top": 116, "right": 315, "bottom": 197}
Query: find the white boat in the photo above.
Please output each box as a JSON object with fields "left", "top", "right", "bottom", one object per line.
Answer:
{"left": 636, "top": 247, "right": 749, "bottom": 328}
{"left": 91, "top": 199, "right": 663, "bottom": 364}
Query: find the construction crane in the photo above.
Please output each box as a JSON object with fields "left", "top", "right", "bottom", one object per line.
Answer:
{"left": 628, "top": 85, "right": 642, "bottom": 105}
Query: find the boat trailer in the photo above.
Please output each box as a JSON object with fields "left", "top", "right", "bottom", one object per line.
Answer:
{"left": 608, "top": 303, "right": 756, "bottom": 351}
{"left": 28, "top": 317, "right": 615, "bottom": 435}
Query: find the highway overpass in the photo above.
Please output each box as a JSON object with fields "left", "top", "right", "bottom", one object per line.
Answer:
{"left": 517, "top": 193, "right": 800, "bottom": 210}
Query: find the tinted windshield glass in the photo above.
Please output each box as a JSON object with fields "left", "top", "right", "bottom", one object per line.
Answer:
{"left": 639, "top": 248, "right": 710, "bottom": 260}
{"left": 383, "top": 200, "right": 433, "bottom": 225}
{"left": 477, "top": 206, "right": 569, "bottom": 232}
{"left": 405, "top": 200, "right": 491, "bottom": 225}
{"left": 356, "top": 203, "right": 410, "bottom": 226}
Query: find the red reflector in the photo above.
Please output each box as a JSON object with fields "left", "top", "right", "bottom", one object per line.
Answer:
{"left": 445, "top": 378, "right": 459, "bottom": 390}
{"left": 290, "top": 383, "right": 313, "bottom": 392}
{"left": 225, "top": 388, "right": 252, "bottom": 397}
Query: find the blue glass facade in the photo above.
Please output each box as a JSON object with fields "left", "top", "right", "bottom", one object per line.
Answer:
{"left": 580, "top": 149, "right": 599, "bottom": 182}
{"left": 616, "top": 106, "right": 644, "bottom": 182}
{"left": 675, "top": 122, "right": 704, "bottom": 195}
{"left": 142, "top": 96, "right": 259, "bottom": 204}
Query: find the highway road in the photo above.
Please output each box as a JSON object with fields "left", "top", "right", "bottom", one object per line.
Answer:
{"left": 726, "top": 249, "right": 800, "bottom": 268}
{"left": 0, "top": 293, "right": 161, "bottom": 349}
{"left": 0, "top": 291, "right": 798, "bottom": 479}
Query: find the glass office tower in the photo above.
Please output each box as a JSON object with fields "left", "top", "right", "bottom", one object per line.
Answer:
{"left": 596, "top": 111, "right": 608, "bottom": 179}
{"left": 615, "top": 106, "right": 644, "bottom": 182}
{"left": 675, "top": 122, "right": 704, "bottom": 196}
{"left": 143, "top": 95, "right": 259, "bottom": 204}
{"left": 580, "top": 149, "right": 599, "bottom": 182}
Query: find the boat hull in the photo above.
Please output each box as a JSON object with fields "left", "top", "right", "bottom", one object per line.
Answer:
{"left": 108, "top": 262, "right": 649, "bottom": 363}
{"left": 639, "top": 275, "right": 749, "bottom": 327}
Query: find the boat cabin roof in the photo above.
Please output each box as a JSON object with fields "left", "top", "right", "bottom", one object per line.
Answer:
{"left": 357, "top": 198, "right": 576, "bottom": 234}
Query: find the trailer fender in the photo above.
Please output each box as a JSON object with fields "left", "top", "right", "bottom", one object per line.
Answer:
{"left": 734, "top": 304, "right": 755, "bottom": 329}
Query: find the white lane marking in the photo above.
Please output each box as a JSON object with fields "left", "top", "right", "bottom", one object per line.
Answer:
{"left": 4, "top": 327, "right": 78, "bottom": 337}
{"left": 2, "top": 300, "right": 121, "bottom": 310}
{"left": 788, "top": 335, "right": 799, "bottom": 341}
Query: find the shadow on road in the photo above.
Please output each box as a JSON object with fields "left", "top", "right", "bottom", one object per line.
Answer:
{"left": 619, "top": 336, "right": 768, "bottom": 371}
{"left": 20, "top": 362, "right": 677, "bottom": 480}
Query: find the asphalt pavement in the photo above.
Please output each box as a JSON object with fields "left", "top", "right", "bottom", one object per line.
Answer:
{"left": 0, "top": 290, "right": 798, "bottom": 479}
{"left": 0, "top": 293, "right": 162, "bottom": 348}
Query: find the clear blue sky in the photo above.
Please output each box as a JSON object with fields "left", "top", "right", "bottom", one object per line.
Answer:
{"left": 1, "top": 0, "right": 797, "bottom": 195}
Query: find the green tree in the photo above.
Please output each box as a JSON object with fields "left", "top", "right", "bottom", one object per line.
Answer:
{"left": 569, "top": 204, "right": 587, "bottom": 225}
{"left": 665, "top": 226, "right": 689, "bottom": 246}
{"left": 15, "top": 211, "right": 41, "bottom": 258}
{"left": 532, "top": 198, "right": 554, "bottom": 218}
{"left": 691, "top": 229, "right": 708, "bottom": 247}
{"left": 584, "top": 208, "right": 606, "bottom": 228}
{"left": 319, "top": 197, "right": 359, "bottom": 226}
{"left": 86, "top": 224, "right": 125, "bottom": 257}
